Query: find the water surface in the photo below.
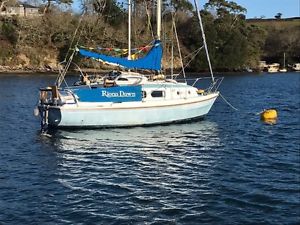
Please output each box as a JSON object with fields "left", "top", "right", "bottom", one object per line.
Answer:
{"left": 0, "top": 72, "right": 299, "bottom": 224}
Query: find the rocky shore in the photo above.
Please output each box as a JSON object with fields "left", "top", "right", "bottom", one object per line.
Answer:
{"left": 0, "top": 65, "right": 59, "bottom": 73}
{"left": 0, "top": 55, "right": 185, "bottom": 74}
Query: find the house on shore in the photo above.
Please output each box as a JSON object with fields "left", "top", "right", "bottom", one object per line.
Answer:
{"left": 0, "top": 2, "right": 41, "bottom": 17}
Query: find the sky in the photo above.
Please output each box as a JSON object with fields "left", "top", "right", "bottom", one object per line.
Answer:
{"left": 199, "top": 0, "right": 300, "bottom": 18}
{"left": 72, "top": 0, "right": 300, "bottom": 19}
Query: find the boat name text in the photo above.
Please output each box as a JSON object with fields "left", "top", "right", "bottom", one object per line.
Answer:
{"left": 101, "top": 90, "right": 136, "bottom": 98}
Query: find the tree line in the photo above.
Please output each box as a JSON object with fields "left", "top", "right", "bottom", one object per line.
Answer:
{"left": 0, "top": 0, "right": 299, "bottom": 72}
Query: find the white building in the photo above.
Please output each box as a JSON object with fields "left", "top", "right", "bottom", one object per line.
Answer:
{"left": 0, "top": 3, "right": 40, "bottom": 17}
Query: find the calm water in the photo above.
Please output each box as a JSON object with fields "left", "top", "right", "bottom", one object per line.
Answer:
{"left": 0, "top": 72, "right": 299, "bottom": 224}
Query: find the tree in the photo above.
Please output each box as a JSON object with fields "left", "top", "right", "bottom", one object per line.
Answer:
{"left": 0, "top": 0, "right": 17, "bottom": 12}
{"left": 81, "top": 0, "right": 125, "bottom": 26}
{"left": 275, "top": 12, "right": 282, "bottom": 19}
{"left": 1, "top": 17, "right": 18, "bottom": 45}
{"left": 0, "top": 0, "right": 9, "bottom": 12}
{"left": 81, "top": 0, "right": 106, "bottom": 14}
{"left": 43, "top": 0, "right": 73, "bottom": 14}
{"left": 170, "top": 0, "right": 193, "bottom": 12}
{"left": 244, "top": 24, "right": 266, "bottom": 68}
{"left": 204, "top": 0, "right": 246, "bottom": 17}
{"left": 178, "top": 0, "right": 265, "bottom": 71}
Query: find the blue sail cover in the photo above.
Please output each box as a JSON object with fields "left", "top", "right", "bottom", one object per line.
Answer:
{"left": 78, "top": 40, "right": 162, "bottom": 71}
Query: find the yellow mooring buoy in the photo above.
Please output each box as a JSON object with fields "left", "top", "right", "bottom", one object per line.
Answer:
{"left": 260, "top": 109, "right": 278, "bottom": 124}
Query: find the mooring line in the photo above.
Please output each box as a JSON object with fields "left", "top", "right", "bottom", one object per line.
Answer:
{"left": 219, "top": 93, "right": 239, "bottom": 111}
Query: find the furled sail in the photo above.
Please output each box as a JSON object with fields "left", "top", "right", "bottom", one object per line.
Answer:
{"left": 78, "top": 40, "right": 162, "bottom": 71}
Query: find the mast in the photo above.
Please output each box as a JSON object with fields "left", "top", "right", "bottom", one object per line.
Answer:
{"left": 157, "top": 0, "right": 161, "bottom": 40}
{"left": 283, "top": 52, "right": 286, "bottom": 68}
{"left": 194, "top": 0, "right": 215, "bottom": 83}
{"left": 171, "top": 39, "right": 174, "bottom": 78}
{"left": 128, "top": 0, "right": 132, "bottom": 60}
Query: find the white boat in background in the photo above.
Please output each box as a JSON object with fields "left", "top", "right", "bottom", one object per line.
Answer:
{"left": 292, "top": 63, "right": 300, "bottom": 71}
{"left": 35, "top": 0, "right": 222, "bottom": 130}
{"left": 267, "top": 63, "right": 279, "bottom": 73}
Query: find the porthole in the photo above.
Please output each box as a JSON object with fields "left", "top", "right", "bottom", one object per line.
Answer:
{"left": 118, "top": 78, "right": 129, "bottom": 81}
{"left": 142, "top": 91, "right": 147, "bottom": 98}
{"left": 151, "top": 91, "right": 164, "bottom": 97}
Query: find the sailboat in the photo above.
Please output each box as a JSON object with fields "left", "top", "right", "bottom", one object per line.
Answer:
{"left": 279, "top": 52, "right": 287, "bottom": 72}
{"left": 35, "top": 0, "right": 222, "bottom": 129}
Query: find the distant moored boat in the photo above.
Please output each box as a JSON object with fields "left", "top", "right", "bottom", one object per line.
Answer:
{"left": 267, "top": 63, "right": 279, "bottom": 73}
{"left": 292, "top": 63, "right": 300, "bottom": 71}
{"left": 279, "top": 52, "right": 287, "bottom": 73}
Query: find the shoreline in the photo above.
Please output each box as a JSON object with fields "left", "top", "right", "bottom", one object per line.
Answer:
{"left": 0, "top": 68, "right": 298, "bottom": 76}
{"left": 0, "top": 71, "right": 259, "bottom": 76}
{"left": 0, "top": 68, "right": 110, "bottom": 75}
{"left": 0, "top": 67, "right": 259, "bottom": 74}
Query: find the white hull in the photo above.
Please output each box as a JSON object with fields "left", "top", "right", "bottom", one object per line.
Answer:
{"left": 47, "top": 93, "right": 219, "bottom": 127}
{"left": 267, "top": 68, "right": 279, "bottom": 73}
{"left": 279, "top": 68, "right": 287, "bottom": 73}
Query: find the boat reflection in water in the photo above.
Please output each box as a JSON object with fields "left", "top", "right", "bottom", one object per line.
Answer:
{"left": 38, "top": 121, "right": 222, "bottom": 223}
{"left": 45, "top": 120, "right": 220, "bottom": 187}
{"left": 48, "top": 120, "right": 221, "bottom": 153}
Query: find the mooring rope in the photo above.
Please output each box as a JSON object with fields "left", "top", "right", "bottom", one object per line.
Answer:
{"left": 219, "top": 93, "right": 239, "bottom": 111}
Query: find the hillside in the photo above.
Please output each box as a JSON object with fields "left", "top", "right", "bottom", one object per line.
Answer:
{"left": 0, "top": 2, "right": 299, "bottom": 73}
{"left": 247, "top": 17, "right": 300, "bottom": 65}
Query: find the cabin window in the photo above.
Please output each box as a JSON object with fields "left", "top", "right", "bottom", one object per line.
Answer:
{"left": 142, "top": 91, "right": 147, "bottom": 98}
{"left": 188, "top": 90, "right": 191, "bottom": 94}
{"left": 177, "top": 91, "right": 180, "bottom": 95}
{"left": 118, "top": 78, "right": 129, "bottom": 81}
{"left": 151, "top": 90, "right": 164, "bottom": 98}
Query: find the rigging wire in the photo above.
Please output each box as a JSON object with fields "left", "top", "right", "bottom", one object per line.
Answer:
{"left": 183, "top": 46, "right": 204, "bottom": 60}
{"left": 63, "top": 11, "right": 86, "bottom": 63}
{"left": 172, "top": 12, "right": 186, "bottom": 80}
{"left": 194, "top": 0, "right": 215, "bottom": 83}
{"left": 56, "top": 10, "right": 87, "bottom": 87}
{"left": 181, "top": 46, "right": 204, "bottom": 72}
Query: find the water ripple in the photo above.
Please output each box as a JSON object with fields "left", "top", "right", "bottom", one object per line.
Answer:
{"left": 0, "top": 73, "right": 300, "bottom": 224}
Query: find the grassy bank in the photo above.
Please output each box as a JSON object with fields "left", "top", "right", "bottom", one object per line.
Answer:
{"left": 247, "top": 17, "right": 300, "bottom": 64}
